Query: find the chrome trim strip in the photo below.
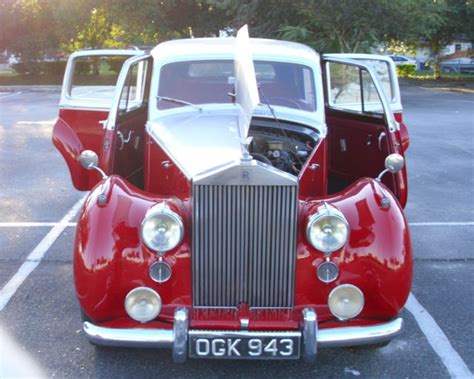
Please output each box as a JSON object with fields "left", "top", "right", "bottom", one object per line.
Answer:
{"left": 317, "top": 317, "right": 403, "bottom": 348}
{"left": 173, "top": 308, "right": 189, "bottom": 363}
{"left": 83, "top": 321, "right": 173, "bottom": 348}
{"left": 81, "top": 317, "right": 403, "bottom": 352}
{"left": 302, "top": 308, "right": 317, "bottom": 363}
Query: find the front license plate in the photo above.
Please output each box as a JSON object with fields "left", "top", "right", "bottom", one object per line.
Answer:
{"left": 189, "top": 330, "right": 301, "bottom": 359}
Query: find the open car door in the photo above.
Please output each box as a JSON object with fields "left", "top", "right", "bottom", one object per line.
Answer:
{"left": 324, "top": 53, "right": 409, "bottom": 153}
{"left": 101, "top": 54, "right": 153, "bottom": 189}
{"left": 322, "top": 57, "right": 408, "bottom": 207}
{"left": 52, "top": 50, "right": 143, "bottom": 191}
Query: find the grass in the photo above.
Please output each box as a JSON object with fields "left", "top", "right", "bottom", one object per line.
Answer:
{"left": 0, "top": 70, "right": 119, "bottom": 86}
{"left": 0, "top": 72, "right": 64, "bottom": 85}
{"left": 402, "top": 72, "right": 474, "bottom": 82}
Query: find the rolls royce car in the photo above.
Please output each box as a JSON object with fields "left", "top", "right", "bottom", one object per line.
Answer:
{"left": 52, "top": 26, "right": 412, "bottom": 362}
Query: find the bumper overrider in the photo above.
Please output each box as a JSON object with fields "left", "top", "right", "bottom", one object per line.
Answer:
{"left": 83, "top": 308, "right": 403, "bottom": 362}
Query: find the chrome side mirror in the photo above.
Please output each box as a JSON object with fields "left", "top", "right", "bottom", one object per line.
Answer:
{"left": 79, "top": 150, "right": 107, "bottom": 179}
{"left": 384, "top": 154, "right": 404, "bottom": 173}
{"left": 376, "top": 153, "right": 404, "bottom": 182}
{"left": 79, "top": 150, "right": 99, "bottom": 170}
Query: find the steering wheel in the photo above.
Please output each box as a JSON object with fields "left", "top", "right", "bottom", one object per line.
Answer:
{"left": 267, "top": 97, "right": 303, "bottom": 110}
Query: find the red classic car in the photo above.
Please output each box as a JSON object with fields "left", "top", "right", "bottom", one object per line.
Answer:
{"left": 52, "top": 26, "right": 411, "bottom": 362}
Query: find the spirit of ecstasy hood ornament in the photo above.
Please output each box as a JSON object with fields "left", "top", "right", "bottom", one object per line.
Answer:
{"left": 234, "top": 25, "right": 260, "bottom": 158}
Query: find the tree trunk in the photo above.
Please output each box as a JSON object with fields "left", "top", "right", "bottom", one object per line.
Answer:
{"left": 431, "top": 40, "right": 442, "bottom": 80}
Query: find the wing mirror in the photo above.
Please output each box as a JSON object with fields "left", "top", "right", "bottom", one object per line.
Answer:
{"left": 79, "top": 150, "right": 107, "bottom": 179}
{"left": 376, "top": 153, "right": 404, "bottom": 182}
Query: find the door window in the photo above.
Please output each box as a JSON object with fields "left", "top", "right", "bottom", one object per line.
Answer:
{"left": 327, "top": 62, "right": 383, "bottom": 114}
{"left": 70, "top": 56, "right": 127, "bottom": 102}
{"left": 118, "top": 60, "right": 149, "bottom": 113}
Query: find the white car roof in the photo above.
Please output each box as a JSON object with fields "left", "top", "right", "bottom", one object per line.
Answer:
{"left": 151, "top": 38, "right": 319, "bottom": 65}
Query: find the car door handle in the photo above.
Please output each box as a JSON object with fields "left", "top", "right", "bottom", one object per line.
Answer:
{"left": 117, "top": 130, "right": 133, "bottom": 150}
{"left": 99, "top": 119, "right": 108, "bottom": 129}
{"left": 378, "top": 132, "right": 386, "bottom": 151}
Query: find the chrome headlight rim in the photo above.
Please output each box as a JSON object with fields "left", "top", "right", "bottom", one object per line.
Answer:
{"left": 306, "top": 205, "right": 349, "bottom": 254}
{"left": 140, "top": 202, "right": 184, "bottom": 254}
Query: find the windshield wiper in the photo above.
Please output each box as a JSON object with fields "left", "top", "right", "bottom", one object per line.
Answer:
{"left": 156, "top": 96, "right": 202, "bottom": 112}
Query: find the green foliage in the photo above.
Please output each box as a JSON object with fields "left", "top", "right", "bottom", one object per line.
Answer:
{"left": 107, "top": 57, "right": 127, "bottom": 74}
{"left": 12, "top": 63, "right": 29, "bottom": 75}
{"left": 1, "top": 0, "right": 473, "bottom": 84}
{"left": 396, "top": 64, "right": 417, "bottom": 78}
{"left": 41, "top": 61, "right": 67, "bottom": 76}
{"left": 63, "top": 7, "right": 127, "bottom": 52}
{"left": 12, "top": 60, "right": 66, "bottom": 76}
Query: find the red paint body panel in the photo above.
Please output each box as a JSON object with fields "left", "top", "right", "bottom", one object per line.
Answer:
{"left": 75, "top": 173, "right": 411, "bottom": 331}
{"left": 298, "top": 138, "right": 328, "bottom": 199}
{"left": 144, "top": 133, "right": 192, "bottom": 199}
{"left": 52, "top": 109, "right": 108, "bottom": 190}
{"left": 326, "top": 109, "right": 408, "bottom": 208}
{"left": 295, "top": 178, "right": 412, "bottom": 323}
{"left": 74, "top": 176, "right": 192, "bottom": 324}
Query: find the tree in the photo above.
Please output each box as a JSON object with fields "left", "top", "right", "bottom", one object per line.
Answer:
{"left": 0, "top": 0, "right": 58, "bottom": 71}
{"left": 418, "top": 0, "right": 474, "bottom": 78}
{"left": 277, "top": 0, "right": 424, "bottom": 53}
{"left": 63, "top": 7, "right": 127, "bottom": 53}
{"left": 208, "top": 0, "right": 301, "bottom": 38}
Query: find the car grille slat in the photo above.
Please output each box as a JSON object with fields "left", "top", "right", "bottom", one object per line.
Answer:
{"left": 192, "top": 184, "right": 297, "bottom": 308}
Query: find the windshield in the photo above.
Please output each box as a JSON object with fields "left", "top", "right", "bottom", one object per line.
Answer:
{"left": 157, "top": 60, "right": 316, "bottom": 112}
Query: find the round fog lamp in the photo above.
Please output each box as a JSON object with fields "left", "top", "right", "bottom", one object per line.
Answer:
{"left": 328, "top": 284, "right": 364, "bottom": 321}
{"left": 125, "top": 287, "right": 162, "bottom": 323}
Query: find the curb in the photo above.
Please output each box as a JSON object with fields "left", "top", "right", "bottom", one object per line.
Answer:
{"left": 0, "top": 85, "right": 61, "bottom": 92}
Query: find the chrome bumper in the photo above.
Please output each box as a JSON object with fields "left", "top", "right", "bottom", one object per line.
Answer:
{"left": 83, "top": 308, "right": 403, "bottom": 363}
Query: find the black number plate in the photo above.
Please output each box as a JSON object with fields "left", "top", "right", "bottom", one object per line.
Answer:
{"left": 189, "top": 331, "right": 301, "bottom": 359}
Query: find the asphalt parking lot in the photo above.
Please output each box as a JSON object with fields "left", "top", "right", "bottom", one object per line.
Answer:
{"left": 0, "top": 85, "right": 473, "bottom": 378}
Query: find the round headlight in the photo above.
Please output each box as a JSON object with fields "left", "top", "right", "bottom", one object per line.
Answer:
{"left": 125, "top": 287, "right": 162, "bottom": 323}
{"left": 328, "top": 284, "right": 364, "bottom": 321}
{"left": 141, "top": 202, "right": 183, "bottom": 253}
{"left": 306, "top": 205, "right": 349, "bottom": 254}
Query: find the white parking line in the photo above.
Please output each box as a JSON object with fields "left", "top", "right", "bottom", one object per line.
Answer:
{"left": 409, "top": 222, "right": 474, "bottom": 226}
{"left": 16, "top": 119, "right": 56, "bottom": 125}
{"left": 406, "top": 293, "right": 473, "bottom": 379}
{"left": 0, "top": 91, "right": 22, "bottom": 99}
{"left": 0, "top": 222, "right": 77, "bottom": 227}
{"left": 0, "top": 197, "right": 85, "bottom": 311}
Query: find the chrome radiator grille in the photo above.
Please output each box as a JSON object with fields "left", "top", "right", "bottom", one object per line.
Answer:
{"left": 192, "top": 184, "right": 297, "bottom": 308}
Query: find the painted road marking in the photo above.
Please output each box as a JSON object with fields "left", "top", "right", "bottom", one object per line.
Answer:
{"left": 16, "top": 119, "right": 56, "bottom": 125}
{"left": 406, "top": 293, "right": 473, "bottom": 379}
{"left": 0, "top": 197, "right": 85, "bottom": 311}
{"left": 0, "top": 222, "right": 77, "bottom": 227}
{"left": 409, "top": 222, "right": 474, "bottom": 226}
{"left": 0, "top": 92, "right": 22, "bottom": 99}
